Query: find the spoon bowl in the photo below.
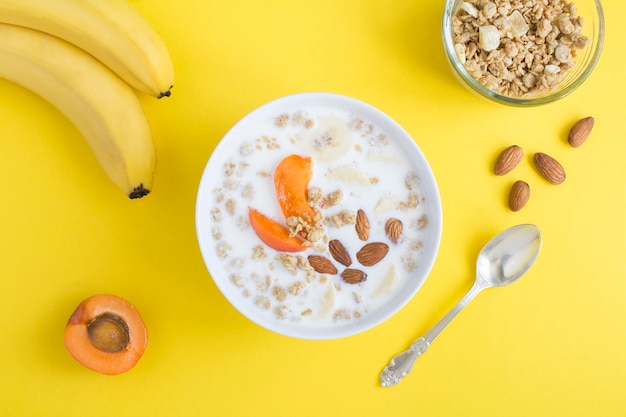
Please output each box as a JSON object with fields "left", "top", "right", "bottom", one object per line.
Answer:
{"left": 477, "top": 224, "right": 542, "bottom": 288}
{"left": 380, "top": 224, "right": 542, "bottom": 387}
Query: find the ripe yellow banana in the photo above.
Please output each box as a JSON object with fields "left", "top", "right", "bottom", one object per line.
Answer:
{"left": 0, "top": 23, "right": 156, "bottom": 199}
{"left": 0, "top": 0, "right": 174, "bottom": 98}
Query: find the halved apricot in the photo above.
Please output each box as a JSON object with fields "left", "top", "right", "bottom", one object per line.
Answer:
{"left": 274, "top": 154, "right": 316, "bottom": 220}
{"left": 64, "top": 294, "right": 148, "bottom": 375}
{"left": 248, "top": 207, "right": 306, "bottom": 252}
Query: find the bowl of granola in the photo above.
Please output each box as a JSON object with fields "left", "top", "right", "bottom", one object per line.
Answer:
{"left": 442, "top": 0, "right": 604, "bottom": 106}
{"left": 195, "top": 93, "right": 442, "bottom": 340}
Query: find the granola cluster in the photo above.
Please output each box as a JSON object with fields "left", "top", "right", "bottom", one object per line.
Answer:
{"left": 452, "top": 0, "right": 589, "bottom": 97}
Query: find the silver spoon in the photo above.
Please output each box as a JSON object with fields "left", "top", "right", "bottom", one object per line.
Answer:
{"left": 380, "top": 224, "right": 542, "bottom": 387}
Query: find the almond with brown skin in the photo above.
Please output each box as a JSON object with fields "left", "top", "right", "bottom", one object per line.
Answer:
{"left": 328, "top": 239, "right": 352, "bottom": 267}
{"left": 509, "top": 180, "right": 530, "bottom": 212}
{"left": 495, "top": 145, "right": 524, "bottom": 176}
{"left": 568, "top": 116, "right": 594, "bottom": 148}
{"left": 533, "top": 152, "right": 566, "bottom": 185}
{"left": 356, "top": 242, "right": 389, "bottom": 266}
{"left": 385, "top": 218, "right": 403, "bottom": 244}
{"left": 341, "top": 268, "right": 367, "bottom": 284}
{"left": 307, "top": 255, "right": 338, "bottom": 275}
{"left": 355, "top": 209, "right": 370, "bottom": 241}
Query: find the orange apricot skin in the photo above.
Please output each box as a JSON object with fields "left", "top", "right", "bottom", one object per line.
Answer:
{"left": 64, "top": 294, "right": 148, "bottom": 375}
{"left": 274, "top": 154, "right": 315, "bottom": 220}
{"left": 248, "top": 207, "right": 306, "bottom": 252}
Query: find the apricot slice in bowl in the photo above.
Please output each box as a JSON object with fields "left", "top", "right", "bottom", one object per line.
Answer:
{"left": 248, "top": 207, "right": 306, "bottom": 252}
{"left": 64, "top": 294, "right": 148, "bottom": 375}
{"left": 274, "top": 154, "right": 315, "bottom": 220}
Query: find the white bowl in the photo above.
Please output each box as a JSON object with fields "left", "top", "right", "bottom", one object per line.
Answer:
{"left": 195, "top": 92, "right": 442, "bottom": 339}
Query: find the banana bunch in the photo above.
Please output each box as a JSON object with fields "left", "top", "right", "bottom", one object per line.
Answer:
{"left": 0, "top": 0, "right": 176, "bottom": 199}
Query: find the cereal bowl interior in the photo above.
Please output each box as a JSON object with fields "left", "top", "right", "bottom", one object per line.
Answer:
{"left": 442, "top": 0, "right": 604, "bottom": 106}
{"left": 195, "top": 93, "right": 442, "bottom": 340}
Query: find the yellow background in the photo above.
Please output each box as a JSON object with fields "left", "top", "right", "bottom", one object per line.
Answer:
{"left": 1, "top": 1, "right": 625, "bottom": 416}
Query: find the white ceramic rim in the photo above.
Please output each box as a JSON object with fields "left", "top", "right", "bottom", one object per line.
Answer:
{"left": 195, "top": 92, "right": 443, "bottom": 340}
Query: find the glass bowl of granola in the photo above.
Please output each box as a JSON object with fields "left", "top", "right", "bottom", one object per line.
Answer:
{"left": 442, "top": 0, "right": 604, "bottom": 106}
{"left": 195, "top": 93, "right": 442, "bottom": 340}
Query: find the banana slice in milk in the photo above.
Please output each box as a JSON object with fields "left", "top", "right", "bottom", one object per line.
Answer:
{"left": 368, "top": 151, "right": 399, "bottom": 163}
{"left": 374, "top": 195, "right": 402, "bottom": 213}
{"left": 327, "top": 164, "right": 371, "bottom": 185}
{"left": 317, "top": 281, "right": 337, "bottom": 319}
{"left": 372, "top": 265, "right": 398, "bottom": 298}
{"left": 299, "top": 115, "right": 354, "bottom": 162}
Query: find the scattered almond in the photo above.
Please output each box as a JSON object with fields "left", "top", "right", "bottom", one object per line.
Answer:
{"left": 355, "top": 209, "right": 370, "bottom": 241}
{"left": 307, "top": 255, "right": 337, "bottom": 275}
{"left": 356, "top": 242, "right": 389, "bottom": 266}
{"left": 328, "top": 239, "right": 352, "bottom": 267}
{"left": 385, "top": 218, "right": 403, "bottom": 244}
{"left": 509, "top": 180, "right": 530, "bottom": 211}
{"left": 341, "top": 268, "right": 367, "bottom": 284}
{"left": 568, "top": 116, "right": 594, "bottom": 148}
{"left": 495, "top": 145, "right": 524, "bottom": 176}
{"left": 533, "top": 152, "right": 566, "bottom": 185}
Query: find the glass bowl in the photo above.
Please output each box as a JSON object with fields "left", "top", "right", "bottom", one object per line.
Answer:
{"left": 442, "top": 0, "right": 604, "bottom": 106}
{"left": 195, "top": 93, "right": 442, "bottom": 340}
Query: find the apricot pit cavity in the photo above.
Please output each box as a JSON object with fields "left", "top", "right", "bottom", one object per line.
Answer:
{"left": 87, "top": 313, "right": 130, "bottom": 353}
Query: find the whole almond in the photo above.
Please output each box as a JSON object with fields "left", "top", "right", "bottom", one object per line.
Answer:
{"left": 533, "top": 152, "right": 566, "bottom": 185}
{"left": 356, "top": 242, "right": 389, "bottom": 266}
{"left": 341, "top": 268, "right": 367, "bottom": 284}
{"left": 355, "top": 209, "right": 370, "bottom": 241}
{"left": 328, "top": 239, "right": 352, "bottom": 267}
{"left": 307, "top": 255, "right": 338, "bottom": 275}
{"left": 495, "top": 145, "right": 524, "bottom": 176}
{"left": 568, "top": 116, "right": 594, "bottom": 148}
{"left": 509, "top": 180, "right": 530, "bottom": 211}
{"left": 385, "top": 218, "right": 403, "bottom": 244}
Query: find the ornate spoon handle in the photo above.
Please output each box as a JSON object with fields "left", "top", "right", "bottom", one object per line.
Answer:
{"left": 380, "top": 281, "right": 485, "bottom": 387}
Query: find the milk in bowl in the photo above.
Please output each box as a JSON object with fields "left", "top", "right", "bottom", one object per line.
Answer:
{"left": 196, "top": 93, "right": 442, "bottom": 339}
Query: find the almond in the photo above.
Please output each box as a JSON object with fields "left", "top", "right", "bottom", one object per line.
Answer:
{"left": 356, "top": 242, "right": 389, "bottom": 266}
{"left": 307, "top": 255, "right": 338, "bottom": 275}
{"left": 385, "top": 218, "right": 403, "bottom": 244}
{"left": 495, "top": 145, "right": 524, "bottom": 176}
{"left": 341, "top": 268, "right": 367, "bottom": 284}
{"left": 355, "top": 209, "right": 370, "bottom": 241}
{"left": 533, "top": 152, "right": 566, "bottom": 185}
{"left": 568, "top": 116, "right": 594, "bottom": 148}
{"left": 508, "top": 180, "right": 530, "bottom": 211}
{"left": 328, "top": 239, "right": 352, "bottom": 267}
